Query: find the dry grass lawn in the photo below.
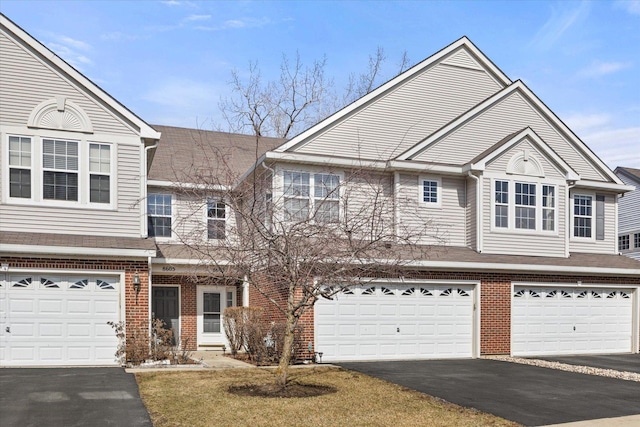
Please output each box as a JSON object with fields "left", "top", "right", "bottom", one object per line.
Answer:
{"left": 136, "top": 367, "right": 519, "bottom": 427}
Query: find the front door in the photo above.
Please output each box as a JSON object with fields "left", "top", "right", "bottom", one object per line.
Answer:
{"left": 152, "top": 286, "right": 180, "bottom": 345}
{"left": 197, "top": 286, "right": 235, "bottom": 348}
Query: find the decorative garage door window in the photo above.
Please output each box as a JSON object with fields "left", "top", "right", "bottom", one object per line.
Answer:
{"left": 514, "top": 288, "right": 630, "bottom": 299}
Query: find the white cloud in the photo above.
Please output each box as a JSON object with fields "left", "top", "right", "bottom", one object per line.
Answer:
{"left": 564, "top": 112, "right": 640, "bottom": 168}
{"left": 184, "top": 14, "right": 211, "bottom": 22}
{"left": 194, "top": 17, "right": 274, "bottom": 32}
{"left": 530, "top": 1, "right": 590, "bottom": 50}
{"left": 101, "top": 32, "right": 142, "bottom": 42}
{"left": 578, "top": 61, "right": 630, "bottom": 78}
{"left": 48, "top": 42, "right": 93, "bottom": 70}
{"left": 142, "top": 78, "right": 220, "bottom": 109}
{"left": 614, "top": 0, "right": 640, "bottom": 15}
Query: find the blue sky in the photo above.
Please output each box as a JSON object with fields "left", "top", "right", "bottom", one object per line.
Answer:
{"left": 1, "top": 0, "right": 639, "bottom": 168}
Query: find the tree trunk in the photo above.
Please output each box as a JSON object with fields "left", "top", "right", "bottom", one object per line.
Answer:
{"left": 275, "top": 312, "right": 297, "bottom": 387}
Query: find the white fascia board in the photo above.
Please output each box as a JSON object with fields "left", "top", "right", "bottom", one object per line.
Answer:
{"left": 573, "top": 180, "right": 636, "bottom": 193}
{"left": 468, "top": 127, "right": 580, "bottom": 180}
{"left": 386, "top": 160, "right": 463, "bottom": 175}
{"left": 0, "top": 15, "right": 160, "bottom": 141}
{"left": 0, "top": 244, "right": 156, "bottom": 258}
{"left": 275, "top": 37, "right": 511, "bottom": 154}
{"left": 147, "top": 179, "right": 229, "bottom": 191}
{"left": 396, "top": 259, "right": 640, "bottom": 276}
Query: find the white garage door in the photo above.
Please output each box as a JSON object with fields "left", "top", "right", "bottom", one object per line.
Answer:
{"left": 315, "top": 283, "right": 475, "bottom": 362}
{"left": 512, "top": 286, "right": 634, "bottom": 356}
{"left": 0, "top": 274, "right": 120, "bottom": 366}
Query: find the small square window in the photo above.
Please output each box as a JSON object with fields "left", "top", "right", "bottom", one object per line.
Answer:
{"left": 619, "top": 235, "right": 630, "bottom": 251}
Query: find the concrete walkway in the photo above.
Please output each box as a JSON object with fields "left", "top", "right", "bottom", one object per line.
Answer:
{"left": 191, "top": 351, "right": 253, "bottom": 369}
{"left": 542, "top": 414, "right": 640, "bottom": 427}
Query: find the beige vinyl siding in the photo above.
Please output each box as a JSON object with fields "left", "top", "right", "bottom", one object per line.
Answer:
{"left": 485, "top": 139, "right": 568, "bottom": 181}
{"left": 466, "top": 176, "right": 477, "bottom": 250}
{"left": 293, "top": 60, "right": 503, "bottom": 160}
{"left": 0, "top": 143, "right": 142, "bottom": 237}
{"left": 441, "top": 49, "right": 484, "bottom": 70}
{"left": 397, "top": 174, "right": 466, "bottom": 246}
{"left": 415, "top": 91, "right": 606, "bottom": 181}
{"left": 0, "top": 29, "right": 135, "bottom": 136}
{"left": 569, "top": 191, "right": 617, "bottom": 254}
{"left": 481, "top": 176, "right": 567, "bottom": 257}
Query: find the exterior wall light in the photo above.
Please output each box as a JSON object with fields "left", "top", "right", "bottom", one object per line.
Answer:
{"left": 133, "top": 272, "right": 141, "bottom": 294}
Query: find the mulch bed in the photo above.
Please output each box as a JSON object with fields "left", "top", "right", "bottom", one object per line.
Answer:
{"left": 228, "top": 383, "right": 337, "bottom": 398}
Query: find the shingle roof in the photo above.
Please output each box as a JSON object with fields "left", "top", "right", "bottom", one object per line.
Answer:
{"left": 149, "top": 125, "right": 286, "bottom": 183}
{"left": 616, "top": 167, "right": 640, "bottom": 183}
{"left": 0, "top": 231, "right": 155, "bottom": 251}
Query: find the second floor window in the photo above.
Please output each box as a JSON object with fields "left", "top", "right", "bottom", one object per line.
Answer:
{"left": 635, "top": 233, "right": 640, "bottom": 249}
{"left": 9, "top": 136, "right": 31, "bottom": 199}
{"left": 89, "top": 143, "right": 111, "bottom": 203}
{"left": 148, "top": 193, "right": 172, "bottom": 237}
{"left": 283, "top": 171, "right": 340, "bottom": 223}
{"left": 619, "top": 235, "right": 630, "bottom": 250}
{"left": 573, "top": 194, "right": 592, "bottom": 238}
{"left": 494, "top": 180, "right": 556, "bottom": 233}
{"left": 43, "top": 139, "right": 78, "bottom": 201}
{"left": 207, "top": 199, "right": 226, "bottom": 239}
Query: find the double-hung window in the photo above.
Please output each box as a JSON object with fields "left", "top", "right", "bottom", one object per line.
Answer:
{"left": 494, "top": 180, "right": 509, "bottom": 228}
{"left": 8, "top": 136, "right": 32, "bottom": 199}
{"left": 89, "top": 143, "right": 111, "bottom": 203}
{"left": 282, "top": 171, "right": 340, "bottom": 222}
{"left": 494, "top": 180, "right": 556, "bottom": 232}
{"left": 207, "top": 199, "right": 226, "bottom": 240}
{"left": 573, "top": 195, "right": 592, "bottom": 238}
{"left": 515, "top": 182, "right": 536, "bottom": 230}
{"left": 314, "top": 173, "right": 340, "bottom": 223}
{"left": 148, "top": 194, "right": 172, "bottom": 237}
{"left": 420, "top": 177, "right": 441, "bottom": 208}
{"left": 635, "top": 233, "right": 640, "bottom": 249}
{"left": 619, "top": 235, "right": 630, "bottom": 250}
{"left": 43, "top": 139, "right": 78, "bottom": 201}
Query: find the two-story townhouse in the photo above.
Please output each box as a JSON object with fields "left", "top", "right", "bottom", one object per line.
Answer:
{"left": 239, "top": 37, "right": 640, "bottom": 362}
{"left": 2, "top": 12, "right": 639, "bottom": 366}
{"left": 0, "top": 14, "right": 159, "bottom": 366}
{"left": 615, "top": 167, "right": 640, "bottom": 260}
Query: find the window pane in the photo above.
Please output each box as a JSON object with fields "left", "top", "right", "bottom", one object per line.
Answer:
{"left": 90, "top": 175, "right": 110, "bottom": 203}
{"left": 208, "top": 219, "right": 226, "bottom": 239}
{"left": 284, "top": 197, "right": 309, "bottom": 221}
{"left": 203, "top": 293, "right": 221, "bottom": 312}
{"left": 203, "top": 314, "right": 221, "bottom": 333}
{"left": 495, "top": 205, "right": 508, "bottom": 228}
{"left": 284, "top": 171, "right": 310, "bottom": 197}
{"left": 43, "top": 171, "right": 78, "bottom": 201}
{"left": 316, "top": 200, "right": 339, "bottom": 223}
{"left": 9, "top": 169, "right": 31, "bottom": 198}
{"left": 314, "top": 173, "right": 339, "bottom": 199}
{"left": 515, "top": 206, "right": 536, "bottom": 229}
{"left": 422, "top": 180, "right": 438, "bottom": 203}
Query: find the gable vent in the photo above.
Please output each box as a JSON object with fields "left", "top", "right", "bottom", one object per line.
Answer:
{"left": 506, "top": 150, "right": 545, "bottom": 177}
{"left": 28, "top": 96, "right": 93, "bottom": 133}
{"left": 441, "top": 48, "right": 483, "bottom": 71}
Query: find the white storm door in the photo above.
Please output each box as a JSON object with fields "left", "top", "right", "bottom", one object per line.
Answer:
{"left": 512, "top": 286, "right": 634, "bottom": 356}
{"left": 197, "top": 286, "right": 234, "bottom": 347}
{"left": 315, "top": 283, "right": 475, "bottom": 362}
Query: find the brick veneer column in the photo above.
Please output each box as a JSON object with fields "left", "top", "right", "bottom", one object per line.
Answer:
{"left": 480, "top": 280, "right": 511, "bottom": 354}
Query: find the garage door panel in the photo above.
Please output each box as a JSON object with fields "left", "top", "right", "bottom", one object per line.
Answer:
{"left": 1, "top": 275, "right": 121, "bottom": 366}
{"left": 512, "top": 286, "right": 633, "bottom": 356}
{"left": 316, "top": 283, "right": 475, "bottom": 362}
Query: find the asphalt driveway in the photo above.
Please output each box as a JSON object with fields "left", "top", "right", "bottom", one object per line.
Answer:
{"left": 338, "top": 359, "right": 640, "bottom": 426}
{"left": 0, "top": 368, "right": 152, "bottom": 427}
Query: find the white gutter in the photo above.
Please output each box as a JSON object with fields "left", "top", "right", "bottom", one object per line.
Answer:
{"left": 151, "top": 257, "right": 231, "bottom": 265}
{"left": 573, "top": 180, "right": 635, "bottom": 193}
{"left": 393, "top": 171, "right": 400, "bottom": 238}
{"left": 566, "top": 181, "right": 577, "bottom": 258}
{"left": 395, "top": 259, "right": 640, "bottom": 276}
{"left": 147, "top": 179, "right": 229, "bottom": 191}
{"left": 0, "top": 244, "right": 156, "bottom": 258}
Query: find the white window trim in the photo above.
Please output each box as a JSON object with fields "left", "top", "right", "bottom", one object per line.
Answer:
{"left": 148, "top": 192, "right": 174, "bottom": 240}
{"left": 2, "top": 133, "right": 117, "bottom": 210}
{"left": 278, "top": 169, "right": 343, "bottom": 223}
{"left": 570, "top": 192, "right": 595, "bottom": 242}
{"left": 6, "top": 134, "right": 33, "bottom": 200}
{"left": 87, "top": 142, "right": 115, "bottom": 206}
{"left": 490, "top": 178, "right": 559, "bottom": 236}
{"left": 418, "top": 175, "right": 442, "bottom": 208}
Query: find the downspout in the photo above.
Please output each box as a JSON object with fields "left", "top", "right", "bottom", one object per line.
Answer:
{"left": 467, "top": 171, "right": 481, "bottom": 253}
{"left": 143, "top": 141, "right": 159, "bottom": 238}
{"left": 147, "top": 255, "right": 153, "bottom": 345}
{"left": 566, "top": 181, "right": 577, "bottom": 258}
{"left": 243, "top": 275, "right": 250, "bottom": 307}
{"left": 394, "top": 171, "right": 400, "bottom": 239}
